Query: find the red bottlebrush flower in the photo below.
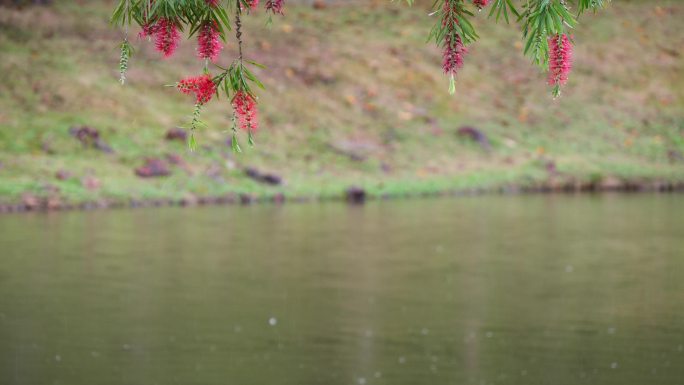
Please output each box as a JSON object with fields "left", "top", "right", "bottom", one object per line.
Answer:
{"left": 205, "top": 0, "right": 220, "bottom": 7}
{"left": 441, "top": 1, "right": 467, "bottom": 78}
{"left": 442, "top": 34, "right": 467, "bottom": 76}
{"left": 548, "top": 34, "right": 573, "bottom": 88}
{"left": 232, "top": 91, "right": 259, "bottom": 132}
{"left": 265, "top": 0, "right": 284, "bottom": 14}
{"left": 154, "top": 18, "right": 180, "bottom": 58}
{"left": 197, "top": 23, "right": 223, "bottom": 61}
{"left": 473, "top": 0, "right": 489, "bottom": 9}
{"left": 177, "top": 75, "right": 217, "bottom": 105}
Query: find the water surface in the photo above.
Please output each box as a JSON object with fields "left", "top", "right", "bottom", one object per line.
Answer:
{"left": 1, "top": 194, "right": 683, "bottom": 385}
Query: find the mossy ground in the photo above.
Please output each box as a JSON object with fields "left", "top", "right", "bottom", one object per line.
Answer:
{"left": 0, "top": 0, "right": 683, "bottom": 206}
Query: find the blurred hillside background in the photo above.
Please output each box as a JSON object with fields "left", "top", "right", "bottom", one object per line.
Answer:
{"left": 0, "top": 0, "right": 683, "bottom": 208}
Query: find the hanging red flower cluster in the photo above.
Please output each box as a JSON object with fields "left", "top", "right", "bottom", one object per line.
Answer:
{"left": 232, "top": 91, "right": 259, "bottom": 132}
{"left": 548, "top": 33, "right": 573, "bottom": 96}
{"left": 154, "top": 18, "right": 180, "bottom": 58}
{"left": 177, "top": 75, "right": 217, "bottom": 105}
{"left": 440, "top": 0, "right": 469, "bottom": 94}
{"left": 442, "top": 34, "right": 467, "bottom": 77}
{"left": 197, "top": 22, "right": 224, "bottom": 62}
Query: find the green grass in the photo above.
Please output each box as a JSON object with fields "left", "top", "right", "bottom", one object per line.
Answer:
{"left": 0, "top": 0, "right": 683, "bottom": 205}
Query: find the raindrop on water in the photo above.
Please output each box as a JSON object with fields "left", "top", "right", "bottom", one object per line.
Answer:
{"left": 268, "top": 317, "right": 277, "bottom": 326}
{"left": 54, "top": 355, "right": 61, "bottom": 362}
{"left": 565, "top": 265, "right": 574, "bottom": 273}
{"left": 485, "top": 332, "right": 493, "bottom": 338}
{"left": 607, "top": 327, "right": 616, "bottom": 335}
{"left": 398, "top": 356, "right": 406, "bottom": 364}
{"left": 421, "top": 328, "right": 429, "bottom": 335}
{"left": 374, "top": 371, "right": 382, "bottom": 378}
{"left": 357, "top": 377, "right": 366, "bottom": 385}
{"left": 610, "top": 362, "right": 618, "bottom": 369}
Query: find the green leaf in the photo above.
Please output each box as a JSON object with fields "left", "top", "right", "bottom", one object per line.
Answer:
{"left": 246, "top": 60, "right": 267, "bottom": 69}
{"left": 231, "top": 133, "right": 242, "bottom": 153}
{"left": 188, "top": 133, "right": 198, "bottom": 152}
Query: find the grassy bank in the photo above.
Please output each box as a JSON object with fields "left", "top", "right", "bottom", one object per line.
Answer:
{"left": 0, "top": 0, "right": 683, "bottom": 208}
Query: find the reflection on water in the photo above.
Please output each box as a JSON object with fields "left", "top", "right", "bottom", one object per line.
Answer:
{"left": 0, "top": 194, "right": 683, "bottom": 385}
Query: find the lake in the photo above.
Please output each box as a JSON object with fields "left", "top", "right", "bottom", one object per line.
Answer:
{"left": 0, "top": 194, "right": 682, "bottom": 385}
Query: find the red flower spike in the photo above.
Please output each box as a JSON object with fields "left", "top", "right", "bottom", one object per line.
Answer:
{"left": 154, "top": 18, "right": 180, "bottom": 58}
{"left": 177, "top": 75, "right": 217, "bottom": 105}
{"left": 265, "top": 0, "right": 284, "bottom": 14}
{"left": 232, "top": 91, "right": 259, "bottom": 132}
{"left": 441, "top": 1, "right": 468, "bottom": 79}
{"left": 197, "top": 23, "right": 223, "bottom": 62}
{"left": 548, "top": 33, "right": 573, "bottom": 94}
{"left": 442, "top": 34, "right": 467, "bottom": 76}
{"left": 205, "top": 0, "right": 220, "bottom": 7}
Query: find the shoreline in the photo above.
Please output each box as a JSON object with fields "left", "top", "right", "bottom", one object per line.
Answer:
{"left": 2, "top": 179, "right": 683, "bottom": 214}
